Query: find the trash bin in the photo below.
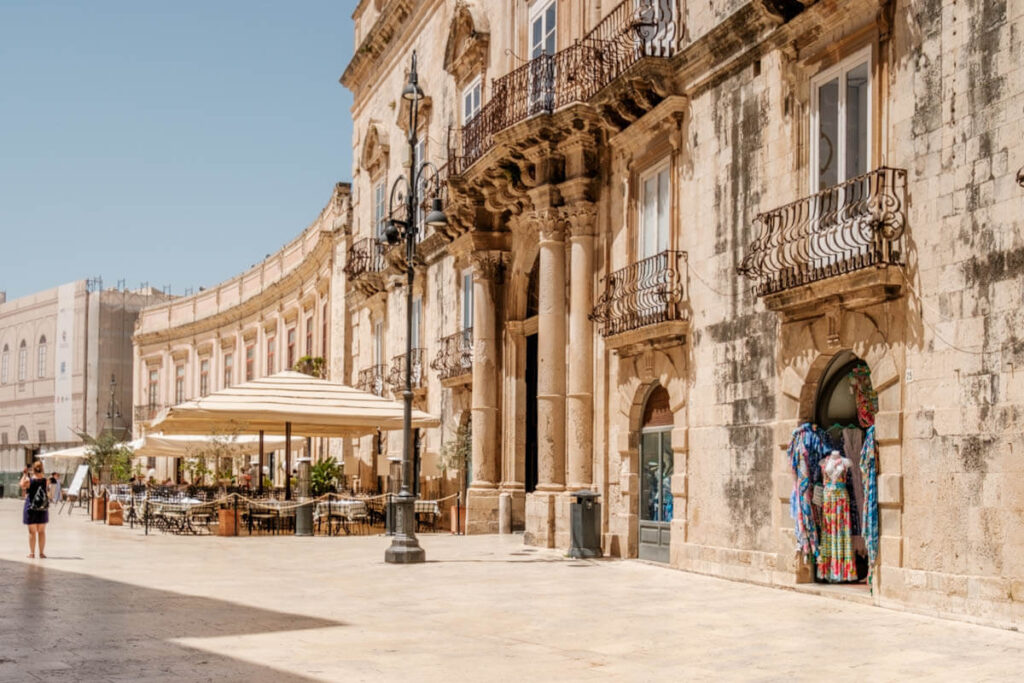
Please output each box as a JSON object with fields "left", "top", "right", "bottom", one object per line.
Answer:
{"left": 569, "top": 490, "right": 601, "bottom": 558}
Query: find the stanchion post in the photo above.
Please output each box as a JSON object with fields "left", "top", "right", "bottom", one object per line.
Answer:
{"left": 144, "top": 494, "right": 149, "bottom": 536}
{"left": 233, "top": 494, "right": 239, "bottom": 537}
{"left": 130, "top": 486, "right": 135, "bottom": 530}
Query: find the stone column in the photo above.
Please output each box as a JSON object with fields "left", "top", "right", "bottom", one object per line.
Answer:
{"left": 525, "top": 210, "right": 567, "bottom": 548}
{"left": 536, "top": 215, "right": 567, "bottom": 492}
{"left": 467, "top": 252, "right": 505, "bottom": 533}
{"left": 566, "top": 206, "right": 596, "bottom": 491}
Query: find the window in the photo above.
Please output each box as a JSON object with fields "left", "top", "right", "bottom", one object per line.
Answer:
{"left": 37, "top": 336, "right": 46, "bottom": 378}
{"left": 17, "top": 340, "right": 27, "bottom": 382}
{"left": 638, "top": 162, "right": 670, "bottom": 259}
{"left": 38, "top": 430, "right": 46, "bottom": 444}
{"left": 462, "top": 270, "right": 474, "bottom": 330}
{"left": 811, "top": 47, "right": 871, "bottom": 192}
{"left": 174, "top": 365, "right": 185, "bottom": 404}
{"left": 411, "top": 297, "right": 422, "bottom": 348}
{"left": 321, "top": 304, "right": 329, "bottom": 357}
{"left": 245, "top": 344, "right": 255, "bottom": 381}
{"left": 373, "top": 321, "right": 384, "bottom": 366}
{"left": 148, "top": 369, "right": 159, "bottom": 407}
{"left": 305, "top": 317, "right": 314, "bottom": 356}
{"left": 266, "top": 336, "right": 276, "bottom": 375}
{"left": 223, "top": 353, "right": 233, "bottom": 388}
{"left": 528, "top": 1, "right": 557, "bottom": 114}
{"left": 414, "top": 137, "right": 427, "bottom": 230}
{"left": 374, "top": 182, "right": 387, "bottom": 240}
{"left": 463, "top": 77, "right": 482, "bottom": 123}
{"left": 1, "top": 344, "right": 8, "bottom": 384}
{"left": 286, "top": 328, "right": 296, "bottom": 369}
{"left": 199, "top": 359, "right": 210, "bottom": 397}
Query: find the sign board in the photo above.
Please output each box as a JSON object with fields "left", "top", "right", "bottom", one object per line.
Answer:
{"left": 66, "top": 464, "right": 89, "bottom": 498}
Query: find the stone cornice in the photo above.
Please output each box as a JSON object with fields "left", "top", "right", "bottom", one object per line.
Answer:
{"left": 340, "top": 0, "right": 416, "bottom": 92}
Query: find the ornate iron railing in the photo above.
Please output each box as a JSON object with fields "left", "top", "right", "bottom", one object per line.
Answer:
{"left": 737, "top": 167, "right": 908, "bottom": 297}
{"left": 386, "top": 348, "right": 425, "bottom": 392}
{"left": 591, "top": 250, "right": 688, "bottom": 337}
{"left": 451, "top": 0, "right": 673, "bottom": 173}
{"left": 356, "top": 364, "right": 387, "bottom": 397}
{"left": 133, "top": 404, "right": 165, "bottom": 422}
{"left": 344, "top": 237, "right": 387, "bottom": 281}
{"left": 430, "top": 328, "right": 473, "bottom": 382}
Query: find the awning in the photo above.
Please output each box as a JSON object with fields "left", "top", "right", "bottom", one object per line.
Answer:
{"left": 150, "top": 371, "right": 439, "bottom": 438}
{"left": 129, "top": 433, "right": 304, "bottom": 459}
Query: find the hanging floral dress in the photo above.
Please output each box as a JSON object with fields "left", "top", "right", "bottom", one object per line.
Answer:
{"left": 816, "top": 453, "right": 857, "bottom": 582}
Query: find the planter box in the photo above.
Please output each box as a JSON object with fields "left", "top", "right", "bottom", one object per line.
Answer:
{"left": 450, "top": 504, "right": 466, "bottom": 534}
{"left": 106, "top": 501, "right": 124, "bottom": 526}
{"left": 91, "top": 497, "right": 106, "bottom": 521}
{"left": 217, "top": 507, "right": 238, "bottom": 537}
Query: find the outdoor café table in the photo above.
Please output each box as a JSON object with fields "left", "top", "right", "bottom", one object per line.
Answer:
{"left": 315, "top": 500, "right": 368, "bottom": 535}
{"left": 249, "top": 500, "right": 295, "bottom": 534}
{"left": 414, "top": 500, "right": 442, "bottom": 532}
{"left": 147, "top": 498, "right": 203, "bottom": 534}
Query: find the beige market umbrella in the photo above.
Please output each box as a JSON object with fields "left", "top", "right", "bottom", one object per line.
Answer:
{"left": 150, "top": 371, "right": 439, "bottom": 498}
{"left": 39, "top": 445, "right": 91, "bottom": 473}
{"left": 129, "top": 433, "right": 301, "bottom": 459}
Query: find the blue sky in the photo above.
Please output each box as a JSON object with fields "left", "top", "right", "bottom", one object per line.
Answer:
{"left": 0, "top": 0, "right": 356, "bottom": 300}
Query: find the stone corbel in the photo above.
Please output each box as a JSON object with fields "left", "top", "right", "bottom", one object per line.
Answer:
{"left": 754, "top": 0, "right": 806, "bottom": 24}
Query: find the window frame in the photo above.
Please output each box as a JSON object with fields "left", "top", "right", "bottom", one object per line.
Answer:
{"left": 17, "top": 340, "right": 27, "bottom": 382}
{"left": 174, "top": 364, "right": 185, "bottom": 404}
{"left": 223, "top": 353, "right": 233, "bottom": 389}
{"left": 37, "top": 336, "right": 46, "bottom": 379}
{"left": 374, "top": 181, "right": 387, "bottom": 241}
{"left": 809, "top": 45, "right": 873, "bottom": 194}
{"left": 1, "top": 345, "right": 8, "bottom": 384}
{"left": 147, "top": 368, "right": 159, "bottom": 408}
{"left": 462, "top": 270, "right": 474, "bottom": 331}
{"left": 266, "top": 335, "right": 276, "bottom": 375}
{"left": 463, "top": 76, "right": 482, "bottom": 124}
{"left": 199, "top": 358, "right": 210, "bottom": 397}
{"left": 529, "top": 0, "right": 557, "bottom": 58}
{"left": 286, "top": 328, "right": 296, "bottom": 369}
{"left": 245, "top": 344, "right": 255, "bottom": 381}
{"left": 637, "top": 158, "right": 672, "bottom": 260}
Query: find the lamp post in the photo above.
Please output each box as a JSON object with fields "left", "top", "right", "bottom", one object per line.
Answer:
{"left": 383, "top": 50, "right": 448, "bottom": 564}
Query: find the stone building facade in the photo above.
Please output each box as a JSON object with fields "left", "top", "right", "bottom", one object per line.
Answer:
{"left": 340, "top": 0, "right": 1024, "bottom": 627}
{"left": 131, "top": 184, "right": 351, "bottom": 483}
{"left": 0, "top": 282, "right": 170, "bottom": 494}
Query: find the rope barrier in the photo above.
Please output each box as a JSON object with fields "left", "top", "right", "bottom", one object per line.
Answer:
{"left": 136, "top": 490, "right": 455, "bottom": 515}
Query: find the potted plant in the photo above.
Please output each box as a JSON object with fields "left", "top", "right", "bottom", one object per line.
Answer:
{"left": 438, "top": 420, "right": 471, "bottom": 533}
{"left": 310, "top": 456, "right": 342, "bottom": 496}
{"left": 293, "top": 355, "right": 327, "bottom": 379}
{"left": 81, "top": 432, "right": 134, "bottom": 522}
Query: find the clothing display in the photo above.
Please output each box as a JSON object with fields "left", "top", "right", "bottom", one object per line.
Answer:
{"left": 816, "top": 452, "right": 857, "bottom": 582}
{"left": 860, "top": 425, "right": 879, "bottom": 588}
{"left": 788, "top": 423, "right": 825, "bottom": 560}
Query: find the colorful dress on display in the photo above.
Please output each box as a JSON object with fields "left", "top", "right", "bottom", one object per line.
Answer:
{"left": 816, "top": 454, "right": 857, "bottom": 582}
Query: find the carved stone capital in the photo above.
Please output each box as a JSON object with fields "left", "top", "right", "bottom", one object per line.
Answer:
{"left": 469, "top": 251, "right": 508, "bottom": 284}
{"left": 527, "top": 207, "right": 567, "bottom": 243}
{"left": 564, "top": 204, "right": 598, "bottom": 238}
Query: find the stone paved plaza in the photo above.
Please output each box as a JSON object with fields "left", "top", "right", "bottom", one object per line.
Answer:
{"left": 1, "top": 499, "right": 1022, "bottom": 682}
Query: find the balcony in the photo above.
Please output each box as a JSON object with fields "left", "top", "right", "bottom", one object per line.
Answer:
{"left": 344, "top": 237, "right": 388, "bottom": 296}
{"left": 737, "top": 167, "right": 907, "bottom": 314}
{"left": 591, "top": 250, "right": 689, "bottom": 352}
{"left": 133, "top": 404, "right": 165, "bottom": 423}
{"left": 430, "top": 328, "right": 473, "bottom": 386}
{"left": 355, "top": 364, "right": 386, "bottom": 397}
{"left": 386, "top": 348, "right": 426, "bottom": 394}
{"left": 449, "top": 0, "right": 675, "bottom": 174}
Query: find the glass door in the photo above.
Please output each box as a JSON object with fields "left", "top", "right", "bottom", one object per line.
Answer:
{"left": 528, "top": 0, "right": 556, "bottom": 116}
{"left": 638, "top": 428, "right": 673, "bottom": 562}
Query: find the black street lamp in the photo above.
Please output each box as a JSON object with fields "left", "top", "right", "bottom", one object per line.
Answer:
{"left": 383, "top": 50, "right": 447, "bottom": 564}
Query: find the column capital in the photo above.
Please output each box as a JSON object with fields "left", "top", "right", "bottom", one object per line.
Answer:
{"left": 564, "top": 204, "right": 597, "bottom": 239}
{"left": 469, "top": 251, "right": 508, "bottom": 283}
{"left": 527, "top": 206, "right": 568, "bottom": 243}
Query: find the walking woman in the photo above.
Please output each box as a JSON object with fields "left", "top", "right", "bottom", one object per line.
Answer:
{"left": 20, "top": 461, "right": 49, "bottom": 558}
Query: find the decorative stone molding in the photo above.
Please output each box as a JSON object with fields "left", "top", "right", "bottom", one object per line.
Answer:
{"left": 469, "top": 251, "right": 508, "bottom": 284}
{"left": 361, "top": 124, "right": 389, "bottom": 179}
{"left": 564, "top": 204, "right": 597, "bottom": 239}
{"left": 754, "top": 0, "right": 806, "bottom": 23}
{"left": 527, "top": 207, "right": 567, "bottom": 243}
{"left": 1017, "top": 166, "right": 1024, "bottom": 187}
{"left": 443, "top": 1, "right": 489, "bottom": 84}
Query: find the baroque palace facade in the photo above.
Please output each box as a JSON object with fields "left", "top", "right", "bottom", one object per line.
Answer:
{"left": 339, "top": 0, "right": 1024, "bottom": 628}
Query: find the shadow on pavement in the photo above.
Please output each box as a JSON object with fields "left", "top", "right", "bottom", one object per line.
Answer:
{"left": 0, "top": 559, "right": 343, "bottom": 682}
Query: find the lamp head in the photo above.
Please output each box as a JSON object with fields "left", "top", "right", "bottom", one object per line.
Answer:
{"left": 424, "top": 198, "right": 447, "bottom": 229}
{"left": 384, "top": 221, "right": 403, "bottom": 245}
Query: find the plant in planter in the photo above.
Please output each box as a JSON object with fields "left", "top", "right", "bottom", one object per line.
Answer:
{"left": 310, "top": 456, "right": 342, "bottom": 496}
{"left": 438, "top": 420, "right": 471, "bottom": 532}
{"left": 293, "top": 355, "right": 326, "bottom": 379}
{"left": 80, "top": 432, "right": 135, "bottom": 486}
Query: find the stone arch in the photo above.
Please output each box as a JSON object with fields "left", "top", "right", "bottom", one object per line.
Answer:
{"left": 17, "top": 425, "right": 29, "bottom": 443}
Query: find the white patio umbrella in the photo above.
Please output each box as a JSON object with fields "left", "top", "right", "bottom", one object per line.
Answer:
{"left": 38, "top": 445, "right": 91, "bottom": 472}
{"left": 129, "top": 433, "right": 301, "bottom": 459}
{"left": 149, "top": 371, "right": 439, "bottom": 498}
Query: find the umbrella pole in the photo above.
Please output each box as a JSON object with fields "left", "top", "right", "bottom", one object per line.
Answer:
{"left": 258, "top": 430, "right": 264, "bottom": 496}
{"left": 285, "top": 422, "right": 292, "bottom": 501}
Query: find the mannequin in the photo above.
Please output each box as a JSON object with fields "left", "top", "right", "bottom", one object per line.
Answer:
{"left": 816, "top": 450, "right": 857, "bottom": 582}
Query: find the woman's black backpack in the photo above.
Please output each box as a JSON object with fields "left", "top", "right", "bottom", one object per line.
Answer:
{"left": 29, "top": 483, "right": 49, "bottom": 511}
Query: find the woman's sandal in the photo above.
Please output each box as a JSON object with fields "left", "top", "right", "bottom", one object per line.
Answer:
{"left": 27, "top": 554, "right": 34, "bottom": 558}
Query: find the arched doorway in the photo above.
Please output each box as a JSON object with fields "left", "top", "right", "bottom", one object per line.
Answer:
{"left": 638, "top": 385, "right": 673, "bottom": 562}
{"left": 811, "top": 351, "right": 875, "bottom": 584}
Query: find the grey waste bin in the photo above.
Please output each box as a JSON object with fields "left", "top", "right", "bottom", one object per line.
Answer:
{"left": 569, "top": 490, "right": 601, "bottom": 558}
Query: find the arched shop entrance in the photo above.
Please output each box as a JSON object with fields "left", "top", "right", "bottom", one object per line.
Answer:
{"left": 638, "top": 385, "right": 673, "bottom": 563}
{"left": 789, "top": 351, "right": 880, "bottom": 587}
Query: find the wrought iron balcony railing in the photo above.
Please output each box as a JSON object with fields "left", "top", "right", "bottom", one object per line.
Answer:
{"left": 356, "top": 364, "right": 387, "bottom": 397}
{"left": 386, "top": 348, "right": 425, "bottom": 393}
{"left": 344, "top": 237, "right": 388, "bottom": 282}
{"left": 450, "top": 0, "right": 674, "bottom": 174}
{"left": 133, "top": 404, "right": 165, "bottom": 423}
{"left": 430, "top": 328, "right": 473, "bottom": 382}
{"left": 591, "top": 250, "right": 688, "bottom": 338}
{"left": 737, "top": 167, "right": 908, "bottom": 297}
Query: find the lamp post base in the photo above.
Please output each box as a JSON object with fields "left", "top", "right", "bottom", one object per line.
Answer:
{"left": 384, "top": 496, "right": 426, "bottom": 564}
